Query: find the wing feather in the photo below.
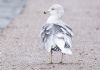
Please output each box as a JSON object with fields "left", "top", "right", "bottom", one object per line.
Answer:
{"left": 41, "top": 23, "right": 73, "bottom": 49}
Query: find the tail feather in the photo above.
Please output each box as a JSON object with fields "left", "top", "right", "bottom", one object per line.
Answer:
{"left": 62, "top": 48, "right": 72, "bottom": 55}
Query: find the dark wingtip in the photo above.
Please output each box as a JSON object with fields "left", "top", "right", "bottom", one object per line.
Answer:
{"left": 44, "top": 11, "right": 47, "bottom": 14}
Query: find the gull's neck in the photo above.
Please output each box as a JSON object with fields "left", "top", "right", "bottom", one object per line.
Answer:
{"left": 47, "top": 15, "right": 63, "bottom": 24}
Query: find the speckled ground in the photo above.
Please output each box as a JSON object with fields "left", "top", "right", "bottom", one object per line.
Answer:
{"left": 0, "top": 0, "right": 100, "bottom": 70}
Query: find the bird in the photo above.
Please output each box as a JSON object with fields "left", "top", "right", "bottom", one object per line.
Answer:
{"left": 41, "top": 4, "right": 73, "bottom": 64}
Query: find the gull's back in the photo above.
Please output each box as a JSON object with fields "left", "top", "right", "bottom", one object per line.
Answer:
{"left": 41, "top": 23, "right": 73, "bottom": 54}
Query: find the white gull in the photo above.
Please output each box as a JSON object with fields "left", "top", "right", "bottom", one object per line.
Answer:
{"left": 41, "top": 4, "right": 73, "bottom": 64}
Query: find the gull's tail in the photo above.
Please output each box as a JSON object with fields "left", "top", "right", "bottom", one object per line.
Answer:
{"left": 61, "top": 48, "right": 72, "bottom": 55}
{"left": 54, "top": 33, "right": 72, "bottom": 55}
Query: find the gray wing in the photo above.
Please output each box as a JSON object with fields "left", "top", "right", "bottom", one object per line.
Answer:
{"left": 52, "top": 24, "right": 73, "bottom": 48}
{"left": 65, "top": 25, "right": 72, "bottom": 31}
{"left": 41, "top": 23, "right": 73, "bottom": 41}
{"left": 53, "top": 24, "right": 73, "bottom": 37}
{"left": 41, "top": 24, "right": 52, "bottom": 42}
{"left": 41, "top": 23, "right": 73, "bottom": 48}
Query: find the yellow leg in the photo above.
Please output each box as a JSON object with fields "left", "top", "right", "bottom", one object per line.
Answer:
{"left": 60, "top": 53, "right": 63, "bottom": 64}
{"left": 50, "top": 50, "right": 53, "bottom": 64}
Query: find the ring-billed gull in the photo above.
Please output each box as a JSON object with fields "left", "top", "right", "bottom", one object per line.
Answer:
{"left": 41, "top": 4, "right": 73, "bottom": 64}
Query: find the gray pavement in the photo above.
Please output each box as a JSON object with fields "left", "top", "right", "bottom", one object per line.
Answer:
{"left": 0, "top": 0, "right": 100, "bottom": 70}
{"left": 0, "top": 0, "right": 26, "bottom": 29}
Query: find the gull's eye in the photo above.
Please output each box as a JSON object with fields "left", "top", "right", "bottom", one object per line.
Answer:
{"left": 51, "top": 8, "right": 55, "bottom": 10}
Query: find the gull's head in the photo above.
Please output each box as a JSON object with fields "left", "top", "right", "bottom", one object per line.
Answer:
{"left": 44, "top": 4, "right": 64, "bottom": 18}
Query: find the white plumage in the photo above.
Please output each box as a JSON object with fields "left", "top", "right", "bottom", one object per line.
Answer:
{"left": 41, "top": 4, "right": 73, "bottom": 63}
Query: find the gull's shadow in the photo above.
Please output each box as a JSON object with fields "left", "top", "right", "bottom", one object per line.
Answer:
{"left": 34, "top": 62, "right": 84, "bottom": 65}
